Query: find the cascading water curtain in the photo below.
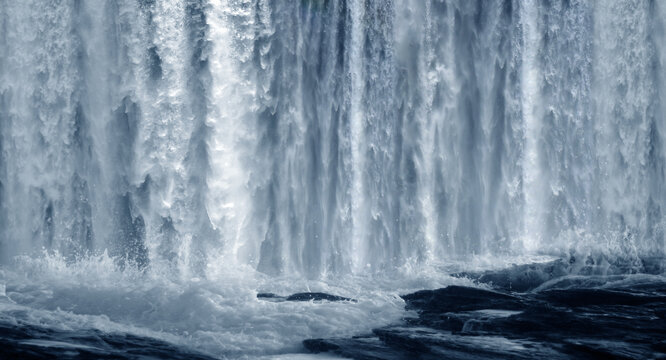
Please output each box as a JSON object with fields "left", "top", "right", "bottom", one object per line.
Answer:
{"left": 1, "top": 0, "right": 665, "bottom": 278}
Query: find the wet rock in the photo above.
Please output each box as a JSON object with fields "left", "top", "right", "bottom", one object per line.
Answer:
{"left": 304, "top": 336, "right": 415, "bottom": 360}
{"left": 453, "top": 259, "right": 570, "bottom": 292}
{"left": 257, "top": 292, "right": 355, "bottom": 302}
{"left": 304, "top": 260, "right": 666, "bottom": 360}
{"left": 256, "top": 292, "right": 286, "bottom": 302}
{"left": 536, "top": 288, "right": 666, "bottom": 307}
{"left": 0, "top": 322, "right": 215, "bottom": 360}
{"left": 401, "top": 286, "right": 526, "bottom": 313}
{"left": 286, "top": 292, "right": 355, "bottom": 302}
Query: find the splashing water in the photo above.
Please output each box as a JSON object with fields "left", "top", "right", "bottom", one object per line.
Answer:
{"left": 1, "top": 0, "right": 665, "bottom": 357}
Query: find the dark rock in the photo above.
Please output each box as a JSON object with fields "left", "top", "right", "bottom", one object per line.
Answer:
{"left": 304, "top": 259, "right": 666, "bottom": 360}
{"left": 0, "top": 321, "right": 215, "bottom": 360}
{"left": 401, "top": 286, "right": 526, "bottom": 313}
{"left": 537, "top": 288, "right": 666, "bottom": 307}
{"left": 256, "top": 292, "right": 286, "bottom": 300}
{"left": 286, "top": 292, "right": 355, "bottom": 302}
{"left": 304, "top": 336, "right": 428, "bottom": 360}
{"left": 257, "top": 291, "right": 355, "bottom": 302}
{"left": 403, "top": 314, "right": 467, "bottom": 332}
{"left": 303, "top": 338, "right": 341, "bottom": 353}
{"left": 373, "top": 326, "right": 563, "bottom": 359}
{"left": 372, "top": 327, "right": 432, "bottom": 354}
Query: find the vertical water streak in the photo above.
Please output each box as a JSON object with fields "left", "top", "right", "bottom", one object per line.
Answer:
{"left": 536, "top": 0, "right": 595, "bottom": 253}
{"left": 0, "top": 0, "right": 95, "bottom": 258}
{"left": 393, "top": 0, "right": 431, "bottom": 264}
{"left": 206, "top": 0, "right": 255, "bottom": 267}
{"left": 593, "top": 0, "right": 658, "bottom": 259}
{"left": 349, "top": 0, "right": 366, "bottom": 273}
{"left": 520, "top": 0, "right": 543, "bottom": 252}
{"left": 0, "top": 0, "right": 663, "bottom": 277}
{"left": 654, "top": 0, "right": 666, "bottom": 256}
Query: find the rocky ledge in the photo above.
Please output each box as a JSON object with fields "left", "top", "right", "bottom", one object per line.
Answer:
{"left": 304, "top": 260, "right": 666, "bottom": 359}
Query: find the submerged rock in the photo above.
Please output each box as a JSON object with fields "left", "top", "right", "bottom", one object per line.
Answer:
{"left": 257, "top": 292, "right": 355, "bottom": 302}
{"left": 256, "top": 292, "right": 286, "bottom": 302}
{"left": 286, "top": 292, "right": 355, "bottom": 302}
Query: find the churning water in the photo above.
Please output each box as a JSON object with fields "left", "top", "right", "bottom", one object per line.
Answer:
{"left": 0, "top": 0, "right": 665, "bottom": 358}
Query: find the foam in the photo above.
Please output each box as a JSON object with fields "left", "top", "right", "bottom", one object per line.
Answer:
{"left": 1, "top": 252, "right": 469, "bottom": 357}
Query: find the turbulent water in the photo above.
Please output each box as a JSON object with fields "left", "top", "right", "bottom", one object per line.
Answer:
{"left": 1, "top": 0, "right": 665, "bottom": 358}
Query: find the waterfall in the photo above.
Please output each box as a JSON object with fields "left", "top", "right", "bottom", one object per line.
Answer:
{"left": 1, "top": 0, "right": 665, "bottom": 278}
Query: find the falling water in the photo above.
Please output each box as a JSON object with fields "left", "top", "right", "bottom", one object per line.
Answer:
{"left": 1, "top": 0, "right": 666, "bottom": 277}
{"left": 1, "top": 1, "right": 665, "bottom": 356}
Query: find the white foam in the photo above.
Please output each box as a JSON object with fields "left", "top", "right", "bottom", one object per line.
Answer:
{"left": 0, "top": 252, "right": 480, "bottom": 357}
